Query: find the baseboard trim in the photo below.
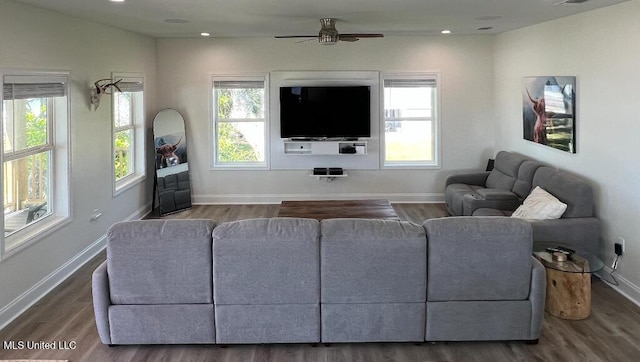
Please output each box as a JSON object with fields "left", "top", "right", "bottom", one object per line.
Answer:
{"left": 0, "top": 203, "right": 151, "bottom": 331}
{"left": 597, "top": 266, "right": 640, "bottom": 308}
{"left": 193, "top": 193, "right": 445, "bottom": 204}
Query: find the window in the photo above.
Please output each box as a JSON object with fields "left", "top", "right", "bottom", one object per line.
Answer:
{"left": 1, "top": 71, "right": 70, "bottom": 258}
{"left": 112, "top": 74, "right": 145, "bottom": 193}
{"left": 382, "top": 73, "right": 440, "bottom": 168}
{"left": 212, "top": 76, "right": 267, "bottom": 168}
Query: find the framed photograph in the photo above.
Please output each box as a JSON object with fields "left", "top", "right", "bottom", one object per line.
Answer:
{"left": 522, "top": 76, "right": 576, "bottom": 153}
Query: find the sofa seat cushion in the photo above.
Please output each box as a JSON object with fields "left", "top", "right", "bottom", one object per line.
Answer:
{"left": 445, "top": 184, "right": 483, "bottom": 215}
{"left": 472, "top": 208, "right": 512, "bottom": 217}
{"left": 107, "top": 219, "right": 216, "bottom": 305}
{"left": 512, "top": 186, "right": 567, "bottom": 220}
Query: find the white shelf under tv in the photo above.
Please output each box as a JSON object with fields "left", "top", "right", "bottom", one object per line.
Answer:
{"left": 283, "top": 140, "right": 367, "bottom": 156}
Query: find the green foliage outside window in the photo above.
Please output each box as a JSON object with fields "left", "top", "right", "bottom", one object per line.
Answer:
{"left": 114, "top": 131, "right": 131, "bottom": 180}
{"left": 216, "top": 88, "right": 261, "bottom": 163}
{"left": 25, "top": 102, "right": 47, "bottom": 147}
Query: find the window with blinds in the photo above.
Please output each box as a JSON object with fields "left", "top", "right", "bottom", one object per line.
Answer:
{"left": 212, "top": 76, "right": 267, "bottom": 168}
{"left": 1, "top": 71, "right": 70, "bottom": 258}
{"left": 112, "top": 74, "right": 145, "bottom": 192}
{"left": 382, "top": 73, "right": 440, "bottom": 167}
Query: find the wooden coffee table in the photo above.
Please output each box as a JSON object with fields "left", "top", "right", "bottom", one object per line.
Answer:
{"left": 277, "top": 199, "right": 398, "bottom": 220}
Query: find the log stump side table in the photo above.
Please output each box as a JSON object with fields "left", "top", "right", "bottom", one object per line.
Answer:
{"left": 534, "top": 244, "right": 604, "bottom": 320}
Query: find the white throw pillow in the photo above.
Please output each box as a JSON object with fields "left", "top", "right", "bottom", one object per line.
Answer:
{"left": 511, "top": 186, "right": 567, "bottom": 220}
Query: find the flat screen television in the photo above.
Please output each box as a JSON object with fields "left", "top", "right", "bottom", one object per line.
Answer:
{"left": 279, "top": 86, "right": 371, "bottom": 139}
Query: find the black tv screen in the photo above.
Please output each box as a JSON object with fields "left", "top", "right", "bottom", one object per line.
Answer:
{"left": 279, "top": 86, "right": 371, "bottom": 139}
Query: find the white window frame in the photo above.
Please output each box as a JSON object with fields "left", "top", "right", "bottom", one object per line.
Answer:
{"left": 112, "top": 72, "right": 145, "bottom": 195}
{"left": 211, "top": 74, "right": 269, "bottom": 170}
{"left": 380, "top": 72, "right": 441, "bottom": 169}
{"left": 0, "top": 70, "right": 71, "bottom": 260}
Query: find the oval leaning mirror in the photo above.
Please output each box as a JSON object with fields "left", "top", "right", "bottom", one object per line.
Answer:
{"left": 152, "top": 108, "right": 192, "bottom": 216}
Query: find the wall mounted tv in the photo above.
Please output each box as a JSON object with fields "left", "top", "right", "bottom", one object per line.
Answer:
{"left": 279, "top": 86, "right": 371, "bottom": 139}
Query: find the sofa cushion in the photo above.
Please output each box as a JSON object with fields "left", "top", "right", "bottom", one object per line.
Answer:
{"left": 476, "top": 188, "right": 519, "bottom": 200}
{"left": 512, "top": 186, "right": 567, "bottom": 220}
{"left": 423, "top": 217, "right": 532, "bottom": 302}
{"left": 107, "top": 219, "right": 216, "bottom": 305}
{"left": 485, "top": 151, "right": 526, "bottom": 190}
{"left": 512, "top": 160, "right": 543, "bottom": 199}
{"left": 445, "top": 184, "right": 484, "bottom": 215}
{"left": 532, "top": 167, "right": 594, "bottom": 218}
{"left": 212, "top": 218, "right": 320, "bottom": 305}
{"left": 320, "top": 218, "right": 426, "bottom": 304}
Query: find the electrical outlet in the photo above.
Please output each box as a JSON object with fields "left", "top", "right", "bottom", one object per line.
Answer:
{"left": 90, "top": 209, "right": 103, "bottom": 222}
{"left": 614, "top": 243, "right": 623, "bottom": 256}
{"left": 616, "top": 237, "right": 626, "bottom": 254}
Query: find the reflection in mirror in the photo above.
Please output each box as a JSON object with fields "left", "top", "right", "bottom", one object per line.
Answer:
{"left": 152, "top": 109, "right": 192, "bottom": 215}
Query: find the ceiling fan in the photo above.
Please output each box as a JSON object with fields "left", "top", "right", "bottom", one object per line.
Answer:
{"left": 275, "top": 18, "right": 384, "bottom": 45}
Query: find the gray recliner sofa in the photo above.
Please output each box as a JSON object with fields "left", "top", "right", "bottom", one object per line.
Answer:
{"left": 474, "top": 166, "right": 601, "bottom": 255}
{"left": 446, "top": 151, "right": 601, "bottom": 255}
{"left": 423, "top": 217, "right": 545, "bottom": 341}
{"left": 93, "top": 217, "right": 545, "bottom": 345}
{"left": 212, "top": 218, "right": 321, "bottom": 344}
{"left": 93, "top": 219, "right": 216, "bottom": 345}
{"left": 320, "top": 219, "right": 427, "bottom": 342}
{"left": 445, "top": 151, "right": 542, "bottom": 216}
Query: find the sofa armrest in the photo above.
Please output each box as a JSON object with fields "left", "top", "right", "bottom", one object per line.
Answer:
{"left": 92, "top": 260, "right": 112, "bottom": 345}
{"left": 445, "top": 172, "right": 490, "bottom": 187}
{"left": 529, "top": 257, "right": 546, "bottom": 340}
{"left": 476, "top": 189, "right": 519, "bottom": 201}
{"left": 461, "top": 193, "right": 521, "bottom": 216}
{"left": 530, "top": 217, "right": 601, "bottom": 255}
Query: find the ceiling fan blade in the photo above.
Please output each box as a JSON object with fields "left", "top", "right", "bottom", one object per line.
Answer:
{"left": 274, "top": 35, "right": 317, "bottom": 39}
{"left": 338, "top": 36, "right": 359, "bottom": 42}
{"left": 340, "top": 33, "right": 384, "bottom": 38}
{"left": 295, "top": 38, "right": 319, "bottom": 44}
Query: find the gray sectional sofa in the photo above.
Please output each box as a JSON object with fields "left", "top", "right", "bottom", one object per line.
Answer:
{"left": 445, "top": 151, "right": 601, "bottom": 254}
{"left": 92, "top": 217, "right": 545, "bottom": 345}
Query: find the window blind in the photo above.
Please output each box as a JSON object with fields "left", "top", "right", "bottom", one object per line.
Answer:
{"left": 3, "top": 74, "right": 68, "bottom": 100}
{"left": 115, "top": 79, "right": 144, "bottom": 93}
{"left": 383, "top": 78, "right": 437, "bottom": 88}
{"left": 213, "top": 80, "right": 264, "bottom": 89}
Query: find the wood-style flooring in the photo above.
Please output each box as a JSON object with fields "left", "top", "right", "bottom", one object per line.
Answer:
{"left": 1, "top": 203, "right": 639, "bottom": 361}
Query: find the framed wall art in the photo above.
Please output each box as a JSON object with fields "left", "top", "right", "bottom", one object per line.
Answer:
{"left": 522, "top": 76, "right": 576, "bottom": 153}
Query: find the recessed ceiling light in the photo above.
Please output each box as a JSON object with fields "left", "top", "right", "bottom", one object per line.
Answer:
{"left": 200, "top": 32, "right": 211, "bottom": 37}
{"left": 165, "top": 19, "right": 190, "bottom": 24}
{"left": 109, "top": 0, "right": 125, "bottom": 3}
{"left": 441, "top": 30, "right": 451, "bottom": 34}
{"left": 475, "top": 15, "right": 502, "bottom": 21}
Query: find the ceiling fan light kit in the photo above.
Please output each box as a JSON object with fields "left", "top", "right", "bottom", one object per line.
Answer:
{"left": 319, "top": 18, "right": 339, "bottom": 45}
{"left": 276, "top": 18, "right": 384, "bottom": 45}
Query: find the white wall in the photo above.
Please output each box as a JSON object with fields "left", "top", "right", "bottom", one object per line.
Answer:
{"left": 157, "top": 35, "right": 496, "bottom": 203}
{"left": 0, "top": 0, "right": 157, "bottom": 328}
{"left": 494, "top": 1, "right": 640, "bottom": 303}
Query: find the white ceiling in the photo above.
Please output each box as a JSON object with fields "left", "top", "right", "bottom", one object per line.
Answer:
{"left": 13, "top": 0, "right": 630, "bottom": 38}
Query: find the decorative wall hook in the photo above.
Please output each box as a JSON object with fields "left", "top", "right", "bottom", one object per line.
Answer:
{"left": 90, "top": 78, "right": 122, "bottom": 110}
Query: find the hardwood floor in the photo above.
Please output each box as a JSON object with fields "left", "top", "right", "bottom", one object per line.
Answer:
{"left": 1, "top": 203, "right": 639, "bottom": 361}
